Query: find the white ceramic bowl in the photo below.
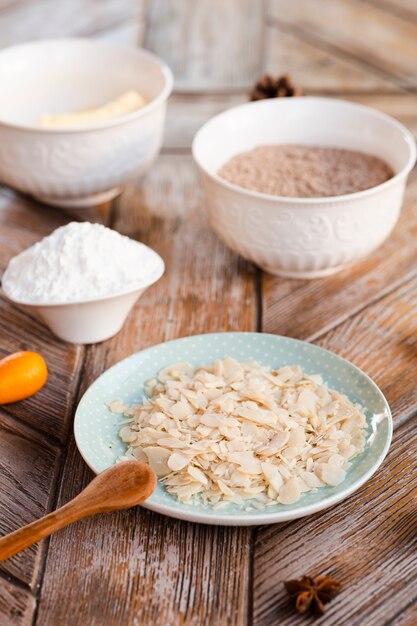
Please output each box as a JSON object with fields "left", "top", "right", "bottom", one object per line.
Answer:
{"left": 0, "top": 38, "right": 173, "bottom": 208}
{"left": 2, "top": 257, "right": 165, "bottom": 344}
{"left": 192, "top": 97, "right": 416, "bottom": 278}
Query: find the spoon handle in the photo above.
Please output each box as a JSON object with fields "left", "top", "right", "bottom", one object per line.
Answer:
{"left": 0, "top": 498, "right": 90, "bottom": 561}
{"left": 0, "top": 460, "right": 155, "bottom": 561}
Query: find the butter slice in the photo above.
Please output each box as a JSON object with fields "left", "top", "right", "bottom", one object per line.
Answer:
{"left": 38, "top": 90, "right": 147, "bottom": 128}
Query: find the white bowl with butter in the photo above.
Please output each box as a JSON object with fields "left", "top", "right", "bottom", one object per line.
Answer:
{"left": 0, "top": 38, "right": 173, "bottom": 208}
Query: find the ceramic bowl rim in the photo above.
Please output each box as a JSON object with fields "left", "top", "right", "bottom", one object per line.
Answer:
{"left": 74, "top": 331, "right": 393, "bottom": 525}
{"left": 192, "top": 96, "right": 417, "bottom": 206}
{"left": 1, "top": 253, "right": 165, "bottom": 308}
{"left": 0, "top": 38, "right": 174, "bottom": 134}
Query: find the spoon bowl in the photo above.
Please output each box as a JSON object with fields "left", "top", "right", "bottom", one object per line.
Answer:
{"left": 0, "top": 461, "right": 156, "bottom": 561}
{"left": 72, "top": 460, "right": 157, "bottom": 514}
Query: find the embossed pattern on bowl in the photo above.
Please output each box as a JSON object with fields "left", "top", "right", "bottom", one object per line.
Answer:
{"left": 193, "top": 98, "right": 416, "bottom": 278}
{"left": 0, "top": 38, "right": 173, "bottom": 208}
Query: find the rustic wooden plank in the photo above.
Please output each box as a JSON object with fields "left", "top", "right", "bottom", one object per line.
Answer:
{"left": 0, "top": 193, "right": 67, "bottom": 269}
{"left": 262, "top": 167, "right": 417, "bottom": 343}
{"left": 163, "top": 93, "right": 243, "bottom": 148}
{"left": 37, "top": 437, "right": 251, "bottom": 626}
{"left": 0, "top": 194, "right": 85, "bottom": 441}
{"left": 264, "top": 24, "right": 401, "bottom": 93}
{"left": 0, "top": 577, "right": 35, "bottom": 626}
{"left": 0, "top": 0, "right": 26, "bottom": 12}
{"left": 37, "top": 154, "right": 257, "bottom": 626}
{"left": 363, "top": 0, "right": 417, "bottom": 21}
{"left": 267, "top": 0, "right": 417, "bottom": 87}
{"left": 145, "top": 0, "right": 264, "bottom": 91}
{"left": 82, "top": 156, "right": 256, "bottom": 383}
{"left": 0, "top": 298, "right": 82, "bottom": 443}
{"left": 263, "top": 243, "right": 417, "bottom": 424}
{"left": 0, "top": 0, "right": 142, "bottom": 47}
{"left": 94, "top": 0, "right": 147, "bottom": 47}
{"left": 1, "top": 4, "right": 413, "bottom": 626}
{"left": 95, "top": 17, "right": 144, "bottom": 46}
{"left": 253, "top": 416, "right": 417, "bottom": 626}
{"left": 0, "top": 188, "right": 112, "bottom": 265}
{"left": 388, "top": 603, "right": 417, "bottom": 626}
{"left": 316, "top": 276, "right": 417, "bottom": 427}
{"left": 0, "top": 411, "right": 60, "bottom": 587}
{"left": 164, "top": 93, "right": 417, "bottom": 152}
{"left": 264, "top": 223, "right": 417, "bottom": 427}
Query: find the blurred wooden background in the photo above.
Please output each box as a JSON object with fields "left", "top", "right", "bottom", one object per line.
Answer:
{"left": 0, "top": 1, "right": 416, "bottom": 625}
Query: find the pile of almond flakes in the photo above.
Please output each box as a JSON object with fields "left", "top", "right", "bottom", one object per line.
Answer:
{"left": 109, "top": 359, "right": 366, "bottom": 510}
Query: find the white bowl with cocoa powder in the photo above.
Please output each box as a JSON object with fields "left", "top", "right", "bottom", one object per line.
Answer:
{"left": 192, "top": 97, "right": 416, "bottom": 278}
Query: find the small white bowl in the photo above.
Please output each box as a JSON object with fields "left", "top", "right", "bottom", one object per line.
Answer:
{"left": 2, "top": 259, "right": 165, "bottom": 345}
{"left": 0, "top": 38, "right": 173, "bottom": 208}
{"left": 192, "top": 97, "right": 416, "bottom": 278}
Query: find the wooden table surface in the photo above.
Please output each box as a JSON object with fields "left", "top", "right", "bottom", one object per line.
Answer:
{"left": 1, "top": 1, "right": 417, "bottom": 625}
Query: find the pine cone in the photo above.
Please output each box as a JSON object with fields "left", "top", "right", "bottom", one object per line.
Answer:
{"left": 249, "top": 74, "right": 302, "bottom": 101}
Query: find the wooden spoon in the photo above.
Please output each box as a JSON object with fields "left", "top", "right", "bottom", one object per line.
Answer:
{"left": 0, "top": 461, "right": 156, "bottom": 561}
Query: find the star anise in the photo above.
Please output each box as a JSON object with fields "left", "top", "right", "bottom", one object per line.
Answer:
{"left": 249, "top": 74, "right": 302, "bottom": 101}
{"left": 284, "top": 574, "right": 342, "bottom": 617}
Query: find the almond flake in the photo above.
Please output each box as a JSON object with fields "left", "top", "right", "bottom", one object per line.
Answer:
{"left": 116, "top": 360, "right": 366, "bottom": 507}
{"left": 167, "top": 452, "right": 189, "bottom": 472}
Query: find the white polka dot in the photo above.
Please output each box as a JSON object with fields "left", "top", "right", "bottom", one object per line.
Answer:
{"left": 74, "top": 332, "right": 390, "bottom": 518}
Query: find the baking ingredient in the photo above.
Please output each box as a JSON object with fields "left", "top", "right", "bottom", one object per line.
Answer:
{"left": 249, "top": 74, "right": 302, "bottom": 100}
{"left": 284, "top": 575, "right": 343, "bottom": 617}
{"left": 38, "top": 90, "right": 146, "bottom": 127}
{"left": 218, "top": 144, "right": 393, "bottom": 197}
{"left": 112, "top": 359, "right": 366, "bottom": 508}
{"left": 0, "top": 351, "right": 48, "bottom": 404}
{"left": 2, "top": 222, "right": 164, "bottom": 304}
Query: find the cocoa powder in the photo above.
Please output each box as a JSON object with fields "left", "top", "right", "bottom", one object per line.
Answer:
{"left": 218, "top": 144, "right": 393, "bottom": 198}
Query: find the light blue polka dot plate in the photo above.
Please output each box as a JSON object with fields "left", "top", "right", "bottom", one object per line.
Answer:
{"left": 74, "top": 332, "right": 392, "bottom": 525}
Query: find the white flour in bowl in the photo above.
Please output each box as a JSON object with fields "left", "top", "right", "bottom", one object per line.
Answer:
{"left": 2, "top": 222, "right": 164, "bottom": 304}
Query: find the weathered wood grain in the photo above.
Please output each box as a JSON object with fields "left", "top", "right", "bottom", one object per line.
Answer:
{"left": 0, "top": 411, "right": 60, "bottom": 587}
{"left": 1, "top": 1, "right": 417, "bottom": 625}
{"left": 253, "top": 416, "right": 417, "bottom": 626}
{"left": 164, "top": 93, "right": 417, "bottom": 153}
{"left": 0, "top": 195, "right": 85, "bottom": 441}
{"left": 0, "top": 577, "right": 35, "bottom": 626}
{"left": 0, "top": 193, "right": 67, "bottom": 270}
{"left": 266, "top": 251, "right": 417, "bottom": 428}
{"left": 0, "top": 459, "right": 154, "bottom": 563}
{"left": 76, "top": 155, "right": 256, "bottom": 400}
{"left": 0, "top": 0, "right": 26, "bottom": 11}
{"left": 262, "top": 167, "right": 417, "bottom": 343}
{"left": 0, "top": 298, "right": 84, "bottom": 442}
{"left": 145, "top": 0, "right": 264, "bottom": 91}
{"left": 364, "top": 0, "right": 417, "bottom": 21}
{"left": 164, "top": 94, "right": 244, "bottom": 150}
{"left": 37, "top": 437, "right": 251, "bottom": 626}
{"left": 388, "top": 603, "right": 417, "bottom": 626}
{"left": 268, "top": 0, "right": 417, "bottom": 87}
{"left": 37, "top": 154, "right": 257, "bottom": 626}
{"left": 264, "top": 24, "right": 401, "bottom": 93}
{"left": 95, "top": 17, "right": 144, "bottom": 46}
{"left": 0, "top": 0, "right": 143, "bottom": 47}
{"left": 261, "top": 171, "right": 417, "bottom": 428}
{"left": 316, "top": 275, "right": 417, "bottom": 427}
